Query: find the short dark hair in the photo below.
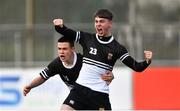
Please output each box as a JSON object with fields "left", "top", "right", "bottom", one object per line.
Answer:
{"left": 58, "top": 36, "right": 74, "bottom": 47}
{"left": 94, "top": 9, "right": 113, "bottom": 20}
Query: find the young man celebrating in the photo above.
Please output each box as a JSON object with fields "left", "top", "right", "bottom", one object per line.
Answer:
{"left": 23, "top": 37, "right": 114, "bottom": 110}
{"left": 53, "top": 9, "right": 153, "bottom": 110}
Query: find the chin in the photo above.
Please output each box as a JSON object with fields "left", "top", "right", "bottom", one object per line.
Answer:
{"left": 97, "top": 33, "right": 104, "bottom": 36}
{"left": 60, "top": 58, "right": 66, "bottom": 62}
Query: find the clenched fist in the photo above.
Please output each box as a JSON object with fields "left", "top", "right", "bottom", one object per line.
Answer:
{"left": 101, "top": 71, "right": 114, "bottom": 85}
{"left": 53, "top": 18, "right": 63, "bottom": 27}
{"left": 144, "top": 50, "right": 153, "bottom": 64}
{"left": 23, "top": 85, "right": 31, "bottom": 96}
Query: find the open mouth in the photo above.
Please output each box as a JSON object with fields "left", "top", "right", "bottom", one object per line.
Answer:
{"left": 60, "top": 55, "right": 65, "bottom": 60}
{"left": 97, "top": 28, "right": 103, "bottom": 35}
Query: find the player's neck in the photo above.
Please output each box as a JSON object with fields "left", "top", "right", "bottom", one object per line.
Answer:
{"left": 64, "top": 61, "right": 73, "bottom": 66}
{"left": 64, "top": 55, "right": 74, "bottom": 66}
{"left": 63, "top": 52, "right": 76, "bottom": 68}
{"left": 98, "top": 35, "right": 112, "bottom": 42}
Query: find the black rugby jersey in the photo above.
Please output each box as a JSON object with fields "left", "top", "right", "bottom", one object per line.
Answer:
{"left": 55, "top": 25, "right": 150, "bottom": 72}
{"left": 55, "top": 25, "right": 151, "bottom": 93}
{"left": 40, "top": 53, "right": 83, "bottom": 88}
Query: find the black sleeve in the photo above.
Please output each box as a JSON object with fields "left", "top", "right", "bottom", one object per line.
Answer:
{"left": 122, "top": 56, "right": 151, "bottom": 72}
{"left": 39, "top": 57, "right": 60, "bottom": 80}
{"left": 55, "top": 25, "right": 76, "bottom": 41}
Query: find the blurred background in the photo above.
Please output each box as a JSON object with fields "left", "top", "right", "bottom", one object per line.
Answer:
{"left": 0, "top": 0, "right": 180, "bottom": 67}
{"left": 0, "top": 0, "right": 180, "bottom": 110}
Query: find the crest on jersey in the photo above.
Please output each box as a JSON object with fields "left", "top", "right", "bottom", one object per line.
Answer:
{"left": 107, "top": 53, "right": 113, "bottom": 60}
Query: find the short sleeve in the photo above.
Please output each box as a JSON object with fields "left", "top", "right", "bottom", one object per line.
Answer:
{"left": 39, "top": 58, "right": 59, "bottom": 80}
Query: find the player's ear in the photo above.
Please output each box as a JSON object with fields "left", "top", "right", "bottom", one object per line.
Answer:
{"left": 72, "top": 47, "right": 75, "bottom": 51}
{"left": 109, "top": 20, "right": 112, "bottom": 28}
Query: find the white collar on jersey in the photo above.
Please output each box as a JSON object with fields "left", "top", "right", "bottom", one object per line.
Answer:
{"left": 62, "top": 52, "right": 77, "bottom": 69}
{"left": 96, "top": 34, "right": 114, "bottom": 44}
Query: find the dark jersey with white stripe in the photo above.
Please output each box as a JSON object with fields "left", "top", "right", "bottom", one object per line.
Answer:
{"left": 77, "top": 33, "right": 128, "bottom": 70}
{"left": 55, "top": 25, "right": 150, "bottom": 71}
{"left": 40, "top": 53, "right": 83, "bottom": 88}
{"left": 55, "top": 25, "right": 150, "bottom": 93}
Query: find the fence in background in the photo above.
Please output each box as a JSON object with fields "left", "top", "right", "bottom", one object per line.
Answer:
{"left": 0, "top": 23, "right": 180, "bottom": 67}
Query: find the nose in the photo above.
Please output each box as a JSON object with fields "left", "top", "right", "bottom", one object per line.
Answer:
{"left": 58, "top": 49, "right": 64, "bottom": 54}
{"left": 61, "top": 50, "right": 65, "bottom": 54}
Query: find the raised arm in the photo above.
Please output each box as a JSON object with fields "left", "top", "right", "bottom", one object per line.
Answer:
{"left": 23, "top": 75, "right": 46, "bottom": 96}
{"left": 53, "top": 18, "right": 77, "bottom": 41}
{"left": 123, "top": 50, "right": 152, "bottom": 72}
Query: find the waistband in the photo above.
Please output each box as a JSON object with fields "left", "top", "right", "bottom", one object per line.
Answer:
{"left": 74, "top": 83, "right": 109, "bottom": 97}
